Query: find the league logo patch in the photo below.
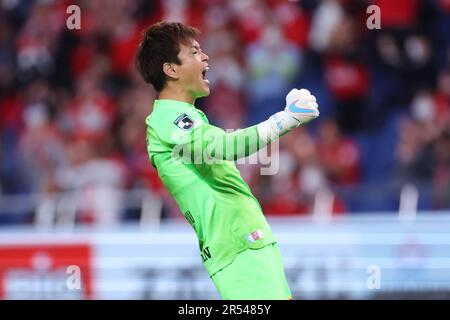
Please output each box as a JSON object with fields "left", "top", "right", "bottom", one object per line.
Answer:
{"left": 174, "top": 113, "right": 194, "bottom": 130}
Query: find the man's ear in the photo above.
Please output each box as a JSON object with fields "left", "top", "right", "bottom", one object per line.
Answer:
{"left": 163, "top": 62, "right": 179, "bottom": 80}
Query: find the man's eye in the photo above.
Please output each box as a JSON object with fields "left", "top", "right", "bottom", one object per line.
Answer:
{"left": 193, "top": 51, "right": 198, "bottom": 55}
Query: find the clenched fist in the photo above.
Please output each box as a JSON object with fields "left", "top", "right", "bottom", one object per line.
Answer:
{"left": 284, "top": 88, "right": 319, "bottom": 126}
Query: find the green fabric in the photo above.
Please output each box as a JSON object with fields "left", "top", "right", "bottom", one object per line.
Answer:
{"left": 146, "top": 99, "right": 276, "bottom": 276}
{"left": 211, "top": 243, "right": 292, "bottom": 300}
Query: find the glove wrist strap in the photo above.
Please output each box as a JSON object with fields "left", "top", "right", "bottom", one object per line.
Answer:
{"left": 257, "top": 111, "right": 299, "bottom": 144}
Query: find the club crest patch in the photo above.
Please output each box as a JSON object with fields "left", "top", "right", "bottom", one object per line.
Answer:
{"left": 174, "top": 113, "right": 194, "bottom": 130}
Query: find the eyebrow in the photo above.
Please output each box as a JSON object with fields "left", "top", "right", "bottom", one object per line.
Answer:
{"left": 191, "top": 44, "right": 201, "bottom": 50}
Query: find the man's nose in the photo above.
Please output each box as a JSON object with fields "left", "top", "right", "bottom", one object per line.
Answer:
{"left": 202, "top": 52, "right": 209, "bottom": 62}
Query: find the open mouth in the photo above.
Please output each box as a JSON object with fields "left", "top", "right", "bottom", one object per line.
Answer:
{"left": 202, "top": 66, "right": 210, "bottom": 84}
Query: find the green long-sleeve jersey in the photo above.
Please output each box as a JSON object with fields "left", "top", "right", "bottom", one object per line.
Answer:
{"left": 145, "top": 99, "right": 276, "bottom": 276}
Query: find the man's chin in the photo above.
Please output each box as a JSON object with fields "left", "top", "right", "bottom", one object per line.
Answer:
{"left": 197, "top": 88, "right": 210, "bottom": 98}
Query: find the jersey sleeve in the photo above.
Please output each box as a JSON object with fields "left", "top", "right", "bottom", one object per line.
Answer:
{"left": 148, "top": 107, "right": 266, "bottom": 162}
{"left": 188, "top": 123, "right": 263, "bottom": 162}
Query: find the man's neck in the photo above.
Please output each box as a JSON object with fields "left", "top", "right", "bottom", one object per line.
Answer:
{"left": 158, "top": 87, "right": 195, "bottom": 105}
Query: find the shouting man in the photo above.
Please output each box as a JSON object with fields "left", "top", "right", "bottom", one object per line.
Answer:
{"left": 135, "top": 22, "right": 319, "bottom": 299}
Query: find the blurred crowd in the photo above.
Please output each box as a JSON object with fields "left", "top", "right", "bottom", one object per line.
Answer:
{"left": 1, "top": 0, "right": 450, "bottom": 225}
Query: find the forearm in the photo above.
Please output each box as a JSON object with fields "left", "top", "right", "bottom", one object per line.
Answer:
{"left": 190, "top": 113, "right": 298, "bottom": 162}
{"left": 205, "top": 125, "right": 264, "bottom": 161}
{"left": 197, "top": 113, "right": 298, "bottom": 162}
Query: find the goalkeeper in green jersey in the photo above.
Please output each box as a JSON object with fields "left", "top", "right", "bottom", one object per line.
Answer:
{"left": 135, "top": 22, "right": 319, "bottom": 300}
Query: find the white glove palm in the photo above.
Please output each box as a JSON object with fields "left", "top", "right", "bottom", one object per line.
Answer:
{"left": 284, "top": 88, "right": 319, "bottom": 126}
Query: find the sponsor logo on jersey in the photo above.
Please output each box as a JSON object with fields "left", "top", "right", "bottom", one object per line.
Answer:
{"left": 174, "top": 113, "right": 194, "bottom": 130}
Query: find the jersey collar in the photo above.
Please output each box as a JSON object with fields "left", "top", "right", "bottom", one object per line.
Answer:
{"left": 153, "top": 99, "right": 195, "bottom": 109}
